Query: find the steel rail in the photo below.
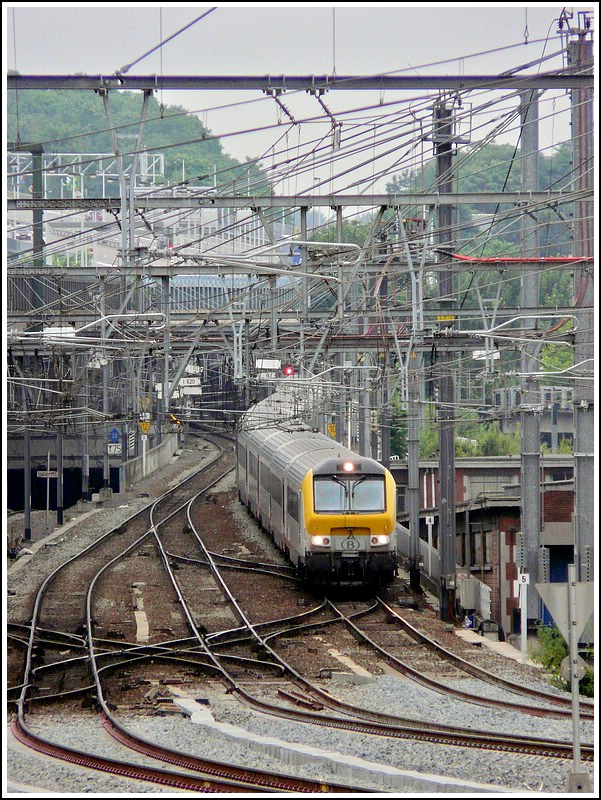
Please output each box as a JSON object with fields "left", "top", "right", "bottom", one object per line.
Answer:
{"left": 328, "top": 600, "right": 589, "bottom": 721}
{"left": 81, "top": 452, "right": 361, "bottom": 793}
{"left": 181, "top": 515, "right": 594, "bottom": 761}
{"left": 378, "top": 597, "right": 595, "bottom": 716}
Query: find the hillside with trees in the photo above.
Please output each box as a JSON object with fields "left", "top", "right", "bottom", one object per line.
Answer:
{"left": 8, "top": 88, "right": 269, "bottom": 193}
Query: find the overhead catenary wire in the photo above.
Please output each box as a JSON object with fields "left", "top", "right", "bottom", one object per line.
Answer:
{"left": 8, "top": 33, "right": 590, "bottom": 439}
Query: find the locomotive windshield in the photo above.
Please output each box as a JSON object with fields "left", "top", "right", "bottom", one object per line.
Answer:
{"left": 313, "top": 476, "right": 385, "bottom": 513}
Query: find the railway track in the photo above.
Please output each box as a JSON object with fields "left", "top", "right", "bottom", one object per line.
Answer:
{"left": 174, "top": 507, "right": 595, "bottom": 763}
{"left": 8, "top": 434, "right": 594, "bottom": 793}
{"left": 376, "top": 597, "right": 594, "bottom": 717}
{"left": 323, "top": 599, "right": 594, "bottom": 721}
{"left": 10, "top": 434, "right": 364, "bottom": 793}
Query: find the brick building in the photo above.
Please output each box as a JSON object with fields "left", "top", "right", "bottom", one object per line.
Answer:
{"left": 392, "top": 456, "right": 575, "bottom": 635}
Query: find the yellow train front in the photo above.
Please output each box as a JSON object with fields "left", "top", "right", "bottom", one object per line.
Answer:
{"left": 237, "top": 422, "right": 398, "bottom": 588}
{"left": 301, "top": 455, "right": 398, "bottom": 586}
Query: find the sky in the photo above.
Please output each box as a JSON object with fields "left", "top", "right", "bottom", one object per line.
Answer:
{"left": 5, "top": 2, "right": 594, "bottom": 190}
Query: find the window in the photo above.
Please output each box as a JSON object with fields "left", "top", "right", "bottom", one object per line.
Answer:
{"left": 260, "top": 463, "right": 271, "bottom": 491}
{"left": 287, "top": 489, "right": 299, "bottom": 521}
{"left": 352, "top": 479, "right": 385, "bottom": 511}
{"left": 313, "top": 477, "right": 385, "bottom": 513}
{"left": 272, "top": 475, "right": 283, "bottom": 507}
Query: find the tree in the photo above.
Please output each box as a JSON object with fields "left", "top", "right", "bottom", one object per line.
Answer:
{"left": 389, "top": 393, "right": 408, "bottom": 458}
{"left": 7, "top": 89, "right": 270, "bottom": 192}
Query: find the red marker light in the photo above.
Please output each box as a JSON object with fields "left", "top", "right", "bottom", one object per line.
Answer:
{"left": 282, "top": 365, "right": 295, "bottom": 376}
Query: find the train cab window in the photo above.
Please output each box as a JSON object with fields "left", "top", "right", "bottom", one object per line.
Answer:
{"left": 314, "top": 476, "right": 385, "bottom": 513}
{"left": 351, "top": 478, "right": 385, "bottom": 511}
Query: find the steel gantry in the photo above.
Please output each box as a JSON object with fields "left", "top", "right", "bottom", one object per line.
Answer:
{"left": 6, "top": 51, "right": 595, "bottom": 615}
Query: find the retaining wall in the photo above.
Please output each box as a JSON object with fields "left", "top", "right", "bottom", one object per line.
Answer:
{"left": 120, "top": 432, "right": 181, "bottom": 489}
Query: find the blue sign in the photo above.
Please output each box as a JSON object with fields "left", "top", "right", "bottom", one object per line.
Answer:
{"left": 109, "top": 428, "right": 120, "bottom": 443}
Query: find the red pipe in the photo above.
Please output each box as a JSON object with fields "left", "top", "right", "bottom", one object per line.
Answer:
{"left": 449, "top": 252, "right": 593, "bottom": 264}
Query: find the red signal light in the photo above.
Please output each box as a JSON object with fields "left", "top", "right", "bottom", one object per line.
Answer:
{"left": 282, "top": 365, "right": 295, "bottom": 376}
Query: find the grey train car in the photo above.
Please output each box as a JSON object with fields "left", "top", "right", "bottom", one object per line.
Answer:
{"left": 237, "top": 390, "right": 397, "bottom": 587}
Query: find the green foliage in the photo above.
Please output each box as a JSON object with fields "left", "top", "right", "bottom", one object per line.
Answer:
{"left": 389, "top": 394, "right": 408, "bottom": 459}
{"left": 418, "top": 423, "right": 439, "bottom": 459}
{"left": 532, "top": 623, "right": 568, "bottom": 674}
{"left": 539, "top": 342, "right": 573, "bottom": 374}
{"left": 310, "top": 218, "right": 372, "bottom": 246}
{"left": 418, "top": 413, "right": 521, "bottom": 458}
{"left": 580, "top": 649, "right": 595, "bottom": 698}
{"left": 386, "top": 141, "right": 573, "bottom": 257}
{"left": 557, "top": 436, "right": 573, "bottom": 454}
{"left": 531, "top": 624, "right": 594, "bottom": 697}
{"left": 7, "top": 89, "right": 269, "bottom": 192}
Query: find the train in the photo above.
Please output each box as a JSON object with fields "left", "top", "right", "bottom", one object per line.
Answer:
{"left": 236, "top": 385, "right": 398, "bottom": 587}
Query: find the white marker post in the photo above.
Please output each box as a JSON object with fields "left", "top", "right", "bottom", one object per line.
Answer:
{"left": 142, "top": 435, "right": 147, "bottom": 477}
{"left": 46, "top": 451, "right": 51, "bottom": 528}
{"left": 567, "top": 563, "right": 584, "bottom": 790}
{"left": 519, "top": 572, "right": 529, "bottom": 663}
{"left": 426, "top": 516, "right": 434, "bottom": 577}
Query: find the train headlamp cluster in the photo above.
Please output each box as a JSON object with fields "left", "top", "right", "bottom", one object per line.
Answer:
{"left": 311, "top": 535, "right": 331, "bottom": 547}
{"left": 370, "top": 535, "right": 390, "bottom": 546}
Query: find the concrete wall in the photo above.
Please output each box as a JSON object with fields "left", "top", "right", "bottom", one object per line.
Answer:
{"left": 120, "top": 432, "right": 180, "bottom": 490}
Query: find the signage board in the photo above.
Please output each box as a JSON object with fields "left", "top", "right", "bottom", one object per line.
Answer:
{"left": 256, "top": 358, "right": 281, "bottom": 371}
{"left": 37, "top": 470, "right": 58, "bottom": 478}
{"left": 108, "top": 443, "right": 122, "bottom": 455}
{"left": 139, "top": 421, "right": 151, "bottom": 434}
{"left": 536, "top": 581, "right": 595, "bottom": 644}
{"left": 109, "top": 427, "right": 120, "bottom": 443}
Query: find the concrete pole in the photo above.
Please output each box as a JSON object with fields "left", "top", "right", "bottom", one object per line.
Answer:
{"left": 568, "top": 34, "right": 594, "bottom": 583}
{"left": 519, "top": 90, "right": 542, "bottom": 621}
{"left": 32, "top": 146, "right": 45, "bottom": 323}
{"left": 408, "top": 354, "right": 422, "bottom": 590}
{"left": 82, "top": 377, "right": 90, "bottom": 500}
{"left": 161, "top": 275, "right": 171, "bottom": 440}
{"left": 335, "top": 207, "right": 345, "bottom": 446}
{"left": 56, "top": 430, "right": 64, "bottom": 525}
{"left": 244, "top": 317, "right": 251, "bottom": 406}
{"left": 100, "top": 276, "right": 110, "bottom": 488}
{"left": 23, "top": 434, "right": 32, "bottom": 541}
{"left": 434, "top": 101, "right": 456, "bottom": 621}
{"left": 300, "top": 206, "right": 309, "bottom": 333}
{"left": 22, "top": 379, "right": 32, "bottom": 540}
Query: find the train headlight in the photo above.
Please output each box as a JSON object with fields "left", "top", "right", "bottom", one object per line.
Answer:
{"left": 342, "top": 461, "right": 354, "bottom": 472}
{"left": 311, "top": 535, "right": 331, "bottom": 547}
{"left": 370, "top": 535, "right": 390, "bottom": 546}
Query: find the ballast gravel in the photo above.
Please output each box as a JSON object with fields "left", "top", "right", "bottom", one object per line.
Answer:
{"left": 6, "top": 437, "right": 595, "bottom": 795}
{"left": 7, "top": 725, "right": 167, "bottom": 794}
{"left": 7, "top": 441, "right": 219, "bottom": 620}
{"left": 9, "top": 673, "right": 594, "bottom": 796}
{"left": 325, "top": 674, "right": 596, "bottom": 742}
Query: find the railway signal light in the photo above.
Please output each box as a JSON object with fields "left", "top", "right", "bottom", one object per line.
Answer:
{"left": 282, "top": 364, "right": 295, "bottom": 376}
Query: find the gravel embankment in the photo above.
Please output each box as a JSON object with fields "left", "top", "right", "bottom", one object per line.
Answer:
{"left": 6, "top": 438, "right": 595, "bottom": 795}
{"left": 7, "top": 440, "right": 219, "bottom": 618}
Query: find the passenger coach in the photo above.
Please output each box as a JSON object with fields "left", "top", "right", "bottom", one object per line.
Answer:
{"left": 237, "top": 420, "right": 397, "bottom": 587}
